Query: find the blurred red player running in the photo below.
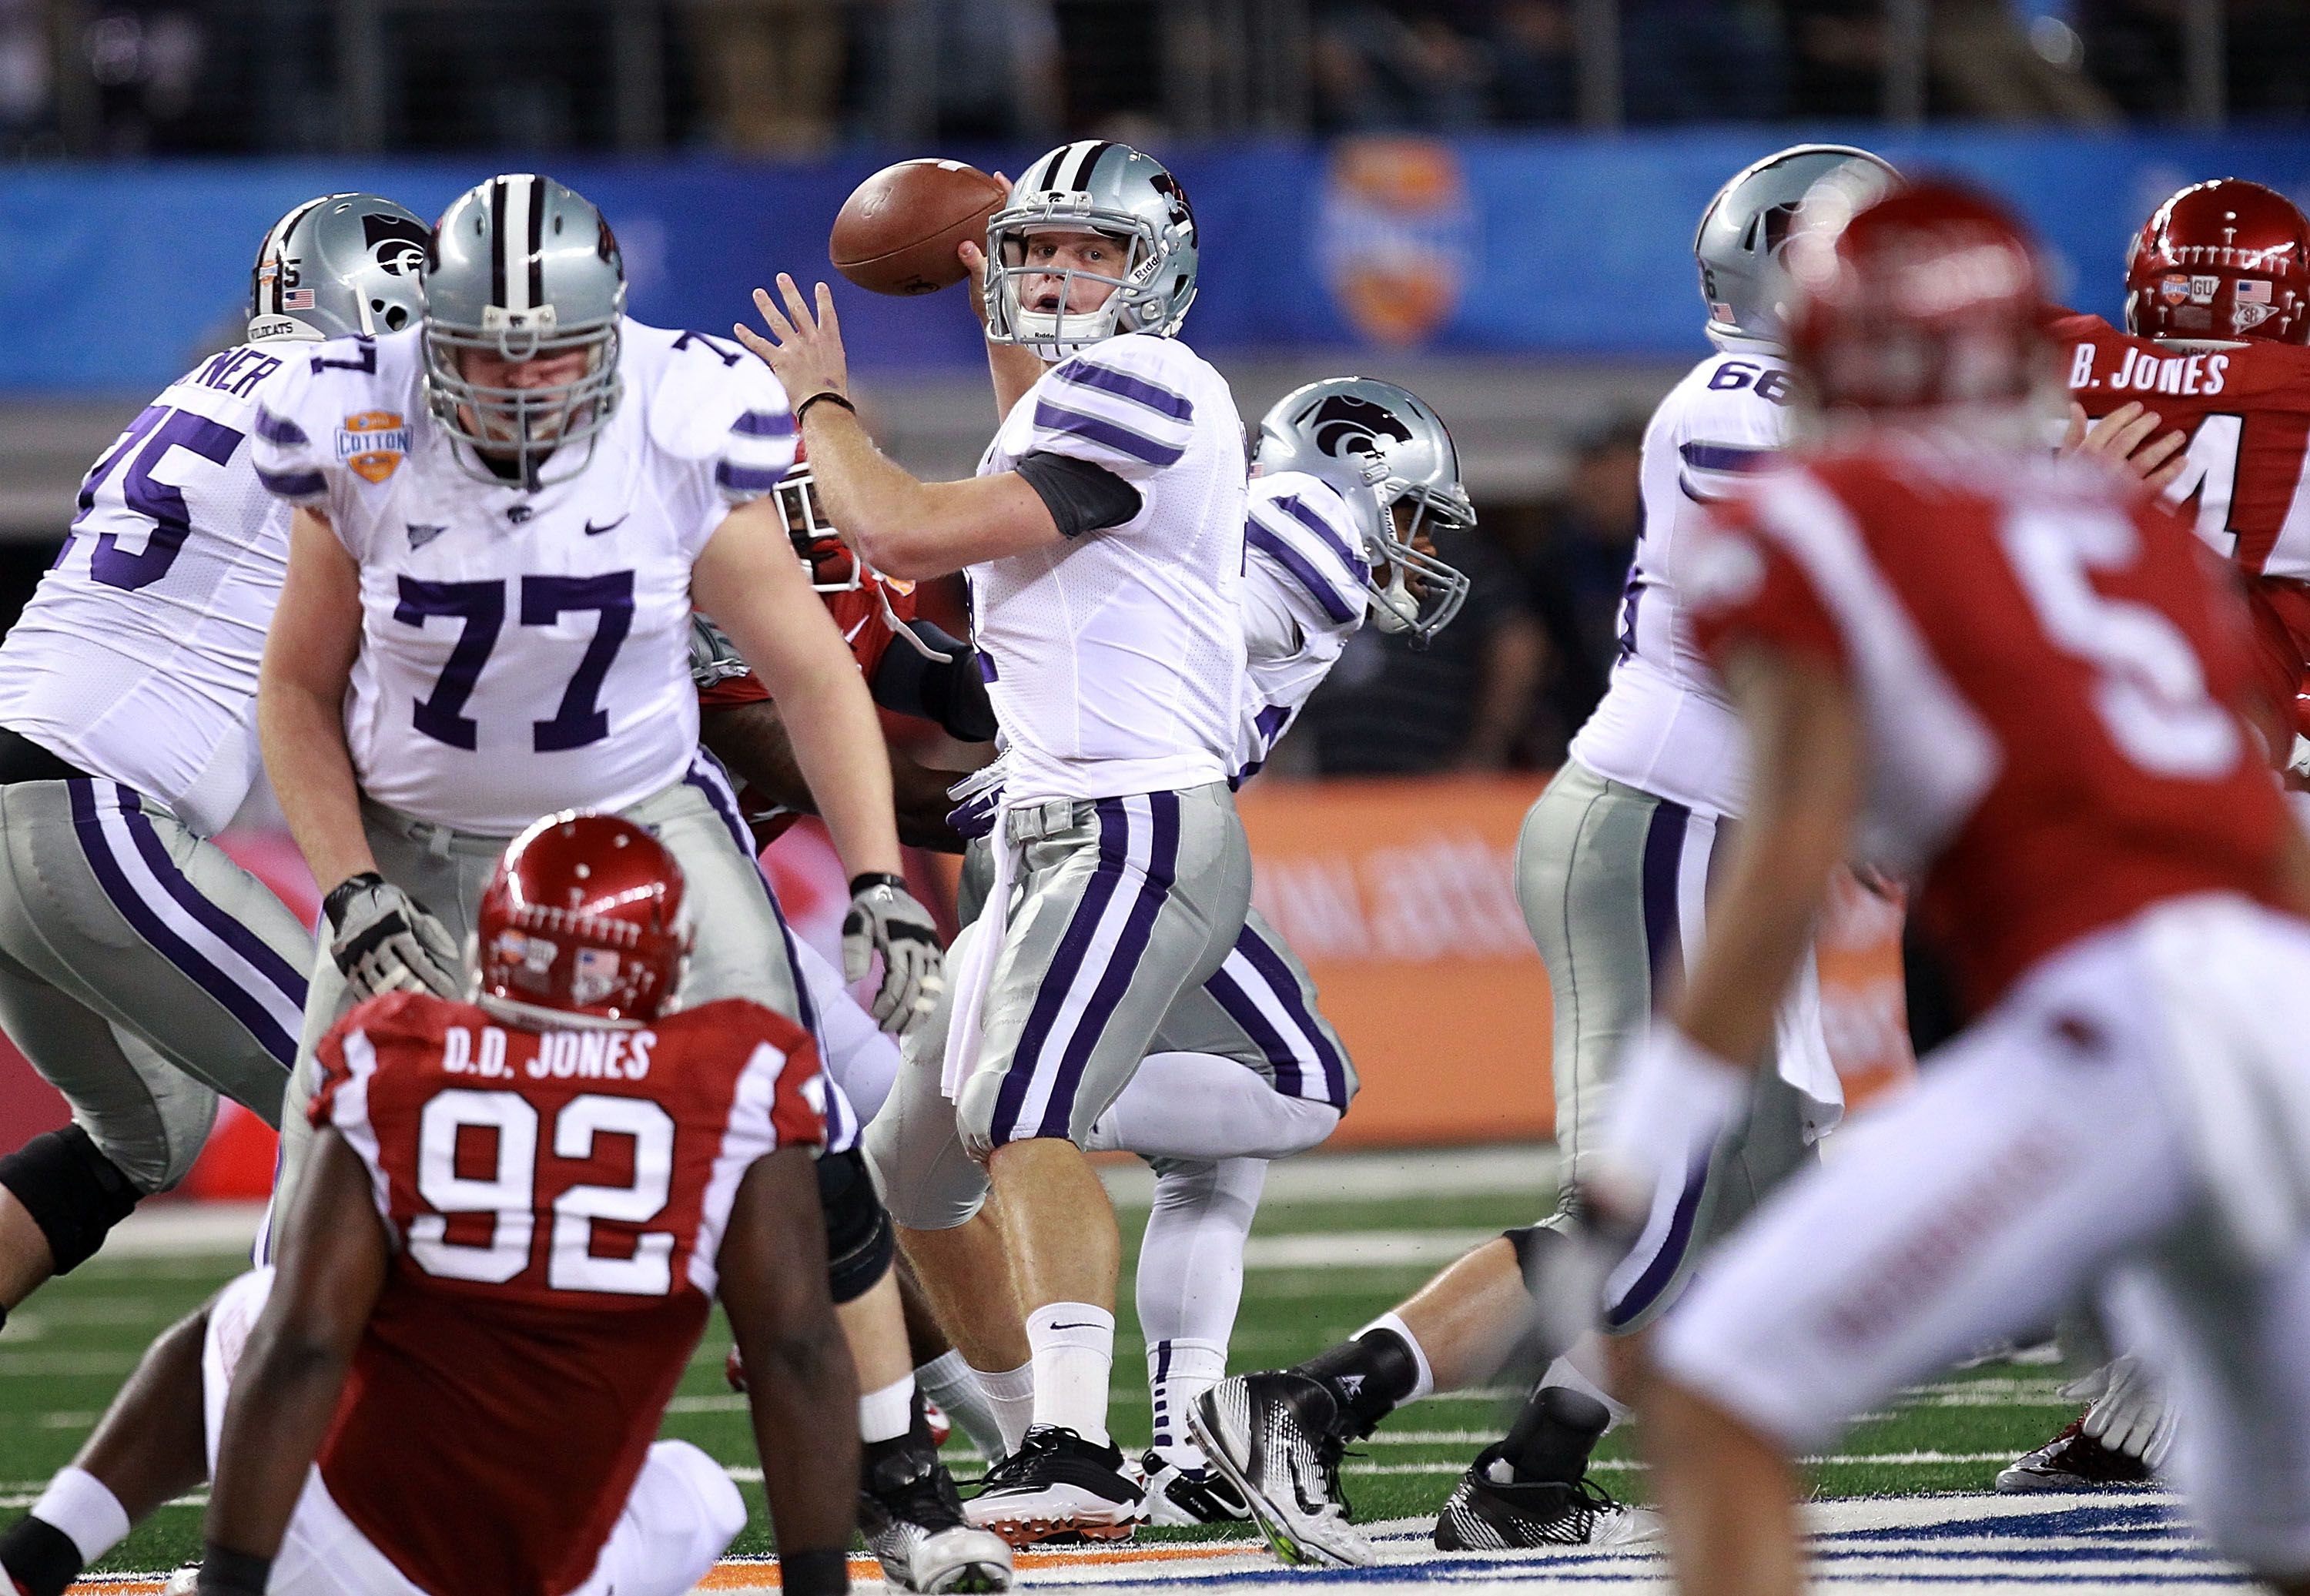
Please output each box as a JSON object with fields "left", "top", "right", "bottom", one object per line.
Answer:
{"left": 1593, "top": 179, "right": 2310, "bottom": 1595}
{"left": 0, "top": 814, "right": 861, "bottom": 1596}
{"left": 2049, "top": 178, "right": 2310, "bottom": 774}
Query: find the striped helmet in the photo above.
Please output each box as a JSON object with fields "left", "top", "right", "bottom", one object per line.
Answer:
{"left": 1254, "top": 376, "right": 1473, "bottom": 645}
{"left": 985, "top": 142, "right": 1200, "bottom": 357}
{"left": 248, "top": 192, "right": 429, "bottom": 344}
{"left": 422, "top": 173, "right": 626, "bottom": 488}
{"left": 1695, "top": 144, "right": 1900, "bottom": 347}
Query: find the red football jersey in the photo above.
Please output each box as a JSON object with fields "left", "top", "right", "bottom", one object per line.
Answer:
{"left": 2051, "top": 310, "right": 2310, "bottom": 727}
{"left": 1686, "top": 442, "right": 2292, "bottom": 1013}
{"left": 697, "top": 580, "right": 923, "bottom": 845}
{"left": 306, "top": 992, "right": 825, "bottom": 1596}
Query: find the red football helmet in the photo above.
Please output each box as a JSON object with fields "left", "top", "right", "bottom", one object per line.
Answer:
{"left": 1784, "top": 178, "right": 2049, "bottom": 417}
{"left": 2126, "top": 179, "right": 2309, "bottom": 346}
{"left": 773, "top": 443, "right": 859, "bottom": 592}
{"left": 474, "top": 811, "right": 691, "bottom": 1026}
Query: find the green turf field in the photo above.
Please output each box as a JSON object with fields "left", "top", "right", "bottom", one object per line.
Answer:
{"left": 0, "top": 1153, "right": 2081, "bottom": 1577}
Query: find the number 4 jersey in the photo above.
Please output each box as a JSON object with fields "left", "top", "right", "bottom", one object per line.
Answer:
{"left": 2052, "top": 311, "right": 2310, "bottom": 735}
{"left": 308, "top": 990, "right": 825, "bottom": 1596}
{"left": 252, "top": 321, "right": 796, "bottom": 834}
{"left": 0, "top": 342, "right": 300, "bottom": 835}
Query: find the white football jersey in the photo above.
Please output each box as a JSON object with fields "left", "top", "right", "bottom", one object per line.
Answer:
{"left": 971, "top": 333, "right": 1246, "bottom": 801}
{"left": 1232, "top": 471, "right": 1368, "bottom": 785}
{"left": 1567, "top": 340, "right": 1791, "bottom": 818}
{"left": 0, "top": 343, "right": 304, "bottom": 836}
{"left": 252, "top": 321, "right": 795, "bottom": 834}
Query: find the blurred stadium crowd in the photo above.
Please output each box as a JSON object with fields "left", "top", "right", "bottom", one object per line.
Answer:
{"left": 1, "top": 0, "right": 2305, "bottom": 162}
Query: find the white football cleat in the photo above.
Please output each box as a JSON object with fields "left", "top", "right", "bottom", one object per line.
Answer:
{"left": 1190, "top": 1373, "right": 1375, "bottom": 1568}
{"left": 962, "top": 1424, "right": 1146, "bottom": 1546}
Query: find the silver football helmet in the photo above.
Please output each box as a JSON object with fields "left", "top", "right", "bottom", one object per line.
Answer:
{"left": 248, "top": 192, "right": 429, "bottom": 344}
{"left": 985, "top": 141, "right": 1200, "bottom": 357}
{"left": 1254, "top": 376, "right": 1473, "bottom": 645}
{"left": 422, "top": 172, "right": 626, "bottom": 488}
{"left": 1695, "top": 144, "right": 1900, "bottom": 348}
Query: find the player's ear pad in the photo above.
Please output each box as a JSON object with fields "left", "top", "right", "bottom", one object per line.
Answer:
{"left": 819, "top": 1146, "right": 897, "bottom": 1304}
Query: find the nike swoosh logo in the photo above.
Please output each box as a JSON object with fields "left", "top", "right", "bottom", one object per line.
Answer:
{"left": 584, "top": 514, "right": 628, "bottom": 536}
{"left": 1044, "top": 1321, "right": 1105, "bottom": 1331}
{"left": 843, "top": 616, "right": 871, "bottom": 643}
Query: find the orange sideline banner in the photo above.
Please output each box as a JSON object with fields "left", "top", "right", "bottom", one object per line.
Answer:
{"left": 1237, "top": 775, "right": 1916, "bottom": 1147}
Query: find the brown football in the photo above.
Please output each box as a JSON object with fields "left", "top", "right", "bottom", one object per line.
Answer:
{"left": 830, "top": 159, "right": 1010, "bottom": 296}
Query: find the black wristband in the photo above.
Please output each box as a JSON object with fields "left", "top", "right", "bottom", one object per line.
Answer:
{"left": 780, "top": 1547, "right": 850, "bottom": 1596}
{"left": 322, "top": 872, "right": 385, "bottom": 935}
{"left": 794, "top": 391, "right": 857, "bottom": 426}
{"left": 198, "top": 1542, "right": 273, "bottom": 1596}
{"left": 849, "top": 872, "right": 907, "bottom": 898}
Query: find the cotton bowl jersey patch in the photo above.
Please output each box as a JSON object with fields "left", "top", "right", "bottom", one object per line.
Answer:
{"left": 336, "top": 410, "right": 409, "bottom": 484}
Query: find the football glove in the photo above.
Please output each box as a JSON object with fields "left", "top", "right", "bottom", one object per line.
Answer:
{"left": 324, "top": 873, "right": 463, "bottom": 1002}
{"left": 2067, "top": 1355, "right": 2176, "bottom": 1467}
{"left": 842, "top": 872, "right": 945, "bottom": 1035}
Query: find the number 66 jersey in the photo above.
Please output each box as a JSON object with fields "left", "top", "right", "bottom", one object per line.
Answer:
{"left": 307, "top": 989, "right": 825, "bottom": 1596}
{"left": 252, "top": 322, "right": 795, "bottom": 834}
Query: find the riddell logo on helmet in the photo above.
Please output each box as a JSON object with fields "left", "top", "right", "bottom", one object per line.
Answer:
{"left": 336, "top": 410, "right": 410, "bottom": 483}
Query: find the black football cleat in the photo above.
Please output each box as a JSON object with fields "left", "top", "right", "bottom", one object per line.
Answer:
{"left": 962, "top": 1425, "right": 1145, "bottom": 1547}
{"left": 1995, "top": 1417, "right": 2155, "bottom": 1493}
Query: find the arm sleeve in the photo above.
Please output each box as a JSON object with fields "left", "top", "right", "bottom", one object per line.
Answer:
{"left": 869, "top": 618, "right": 999, "bottom": 742}
{"left": 1015, "top": 450, "right": 1143, "bottom": 538}
{"left": 1025, "top": 343, "right": 1200, "bottom": 483}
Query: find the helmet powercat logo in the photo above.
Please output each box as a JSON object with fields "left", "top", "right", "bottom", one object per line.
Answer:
{"left": 362, "top": 212, "right": 430, "bottom": 278}
{"left": 1302, "top": 393, "right": 1413, "bottom": 460}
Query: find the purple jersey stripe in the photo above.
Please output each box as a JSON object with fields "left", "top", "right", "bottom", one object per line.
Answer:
{"left": 715, "top": 460, "right": 787, "bottom": 492}
{"left": 732, "top": 410, "right": 796, "bottom": 438}
{"left": 1679, "top": 440, "right": 1774, "bottom": 473}
{"left": 253, "top": 407, "right": 308, "bottom": 447}
{"left": 1033, "top": 400, "right": 1186, "bottom": 468}
{"left": 256, "top": 467, "right": 326, "bottom": 498}
{"left": 1603, "top": 1153, "right": 1712, "bottom": 1329}
{"left": 116, "top": 795, "right": 307, "bottom": 1006}
{"left": 992, "top": 799, "right": 1127, "bottom": 1144}
{"left": 681, "top": 751, "right": 822, "bottom": 1045}
{"left": 1053, "top": 359, "right": 1195, "bottom": 423}
{"left": 66, "top": 782, "right": 297, "bottom": 1066}
{"left": 1205, "top": 965, "right": 1305, "bottom": 1099}
{"left": 1230, "top": 699, "right": 1297, "bottom": 788}
{"left": 1639, "top": 798, "right": 1690, "bottom": 992}
{"left": 1271, "top": 494, "right": 1370, "bottom": 584}
{"left": 1247, "top": 524, "right": 1359, "bottom": 624}
{"left": 1230, "top": 921, "right": 1349, "bottom": 1109}
{"left": 1035, "top": 791, "right": 1181, "bottom": 1139}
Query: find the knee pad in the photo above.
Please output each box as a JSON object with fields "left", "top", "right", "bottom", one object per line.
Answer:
{"left": 0, "top": 1125, "right": 141, "bottom": 1275}
{"left": 818, "top": 1147, "right": 895, "bottom": 1305}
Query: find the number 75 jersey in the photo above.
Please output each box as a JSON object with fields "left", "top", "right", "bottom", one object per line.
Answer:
{"left": 306, "top": 990, "right": 825, "bottom": 1596}
{"left": 253, "top": 321, "right": 795, "bottom": 833}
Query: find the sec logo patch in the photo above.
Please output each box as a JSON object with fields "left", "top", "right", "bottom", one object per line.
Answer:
{"left": 336, "top": 410, "right": 410, "bottom": 484}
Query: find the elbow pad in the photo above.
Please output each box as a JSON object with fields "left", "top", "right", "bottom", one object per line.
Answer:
{"left": 873, "top": 620, "right": 999, "bottom": 743}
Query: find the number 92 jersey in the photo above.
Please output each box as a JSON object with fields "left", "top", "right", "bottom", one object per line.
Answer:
{"left": 307, "top": 990, "right": 824, "bottom": 1596}
{"left": 252, "top": 323, "right": 796, "bottom": 834}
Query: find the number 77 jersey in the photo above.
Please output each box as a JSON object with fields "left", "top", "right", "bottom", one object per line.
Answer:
{"left": 2052, "top": 310, "right": 2310, "bottom": 728}
{"left": 252, "top": 320, "right": 797, "bottom": 833}
{"left": 306, "top": 990, "right": 825, "bottom": 1596}
{"left": 1681, "top": 441, "right": 2289, "bottom": 1017}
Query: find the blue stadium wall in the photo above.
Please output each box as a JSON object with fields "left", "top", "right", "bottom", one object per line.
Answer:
{"left": 4, "top": 127, "right": 2308, "bottom": 393}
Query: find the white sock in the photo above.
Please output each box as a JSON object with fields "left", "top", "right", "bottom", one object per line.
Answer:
{"left": 1355, "top": 1310, "right": 1437, "bottom": 1403}
{"left": 1542, "top": 1351, "right": 1631, "bottom": 1426}
{"left": 859, "top": 1372, "right": 916, "bottom": 1445}
{"left": 978, "top": 1357, "right": 1038, "bottom": 1457}
{"left": 32, "top": 1466, "right": 130, "bottom": 1564}
{"left": 1147, "top": 1337, "right": 1227, "bottom": 1464}
{"left": 917, "top": 1349, "right": 1009, "bottom": 1461}
{"left": 1026, "top": 1301, "right": 1114, "bottom": 1448}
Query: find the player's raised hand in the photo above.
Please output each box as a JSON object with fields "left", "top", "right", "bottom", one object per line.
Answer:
{"left": 842, "top": 872, "right": 946, "bottom": 1034}
{"left": 2065, "top": 400, "right": 2189, "bottom": 493}
{"left": 735, "top": 275, "right": 850, "bottom": 414}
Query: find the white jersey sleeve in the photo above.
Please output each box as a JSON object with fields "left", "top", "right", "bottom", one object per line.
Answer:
{"left": 249, "top": 334, "right": 415, "bottom": 563}
{"left": 1231, "top": 473, "right": 1366, "bottom": 785}
{"left": 1027, "top": 340, "right": 1202, "bottom": 484}
{"left": 1565, "top": 347, "right": 1791, "bottom": 818}
{"left": 636, "top": 331, "right": 797, "bottom": 542}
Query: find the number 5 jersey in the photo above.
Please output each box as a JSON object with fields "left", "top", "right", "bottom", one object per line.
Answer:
{"left": 307, "top": 989, "right": 826, "bottom": 1596}
{"left": 251, "top": 322, "right": 796, "bottom": 834}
